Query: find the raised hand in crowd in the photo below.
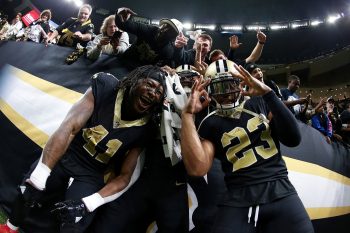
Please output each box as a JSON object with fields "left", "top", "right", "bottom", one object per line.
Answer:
{"left": 229, "top": 35, "right": 242, "bottom": 50}
{"left": 182, "top": 75, "right": 211, "bottom": 115}
{"left": 256, "top": 28, "right": 266, "bottom": 44}
{"left": 301, "top": 93, "right": 312, "bottom": 114}
{"left": 194, "top": 43, "right": 208, "bottom": 75}
{"left": 174, "top": 31, "right": 188, "bottom": 48}
{"left": 116, "top": 7, "right": 137, "bottom": 22}
{"left": 299, "top": 94, "right": 311, "bottom": 105}
{"left": 234, "top": 63, "right": 271, "bottom": 97}
{"left": 315, "top": 97, "right": 327, "bottom": 111}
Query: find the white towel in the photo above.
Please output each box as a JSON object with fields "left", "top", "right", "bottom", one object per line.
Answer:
{"left": 160, "top": 73, "right": 188, "bottom": 165}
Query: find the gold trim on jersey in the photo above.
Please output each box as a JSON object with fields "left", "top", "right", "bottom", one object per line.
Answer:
{"left": 113, "top": 88, "right": 150, "bottom": 128}
{"left": 217, "top": 101, "right": 269, "bottom": 124}
{"left": 198, "top": 101, "right": 269, "bottom": 133}
{"left": 81, "top": 19, "right": 92, "bottom": 27}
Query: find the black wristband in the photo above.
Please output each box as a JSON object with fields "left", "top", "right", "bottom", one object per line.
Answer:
{"left": 258, "top": 41, "right": 265, "bottom": 45}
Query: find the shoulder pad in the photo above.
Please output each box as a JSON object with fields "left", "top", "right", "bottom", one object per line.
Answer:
{"left": 91, "top": 72, "right": 117, "bottom": 80}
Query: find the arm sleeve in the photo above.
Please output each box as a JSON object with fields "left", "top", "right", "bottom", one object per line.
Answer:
{"left": 15, "top": 21, "right": 23, "bottom": 31}
{"left": 116, "top": 32, "right": 130, "bottom": 54}
{"left": 83, "top": 23, "right": 94, "bottom": 35}
{"left": 227, "top": 48, "right": 235, "bottom": 61}
{"left": 91, "top": 72, "right": 120, "bottom": 109}
{"left": 42, "top": 23, "right": 50, "bottom": 34}
{"left": 115, "top": 14, "right": 153, "bottom": 38}
{"left": 174, "top": 48, "right": 195, "bottom": 66}
{"left": 263, "top": 91, "right": 301, "bottom": 147}
{"left": 86, "top": 34, "right": 103, "bottom": 61}
{"left": 280, "top": 89, "right": 290, "bottom": 101}
{"left": 311, "top": 115, "right": 325, "bottom": 133}
{"left": 56, "top": 18, "right": 76, "bottom": 34}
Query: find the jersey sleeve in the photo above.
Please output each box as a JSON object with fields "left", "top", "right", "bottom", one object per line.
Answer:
{"left": 91, "top": 72, "right": 120, "bottom": 110}
{"left": 56, "top": 17, "right": 74, "bottom": 33}
{"left": 196, "top": 114, "right": 214, "bottom": 141}
{"left": 82, "top": 22, "right": 94, "bottom": 35}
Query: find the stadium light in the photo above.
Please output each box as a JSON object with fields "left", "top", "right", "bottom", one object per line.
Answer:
{"left": 151, "top": 19, "right": 159, "bottom": 25}
{"left": 310, "top": 20, "right": 323, "bottom": 26}
{"left": 194, "top": 24, "right": 216, "bottom": 30}
{"left": 246, "top": 25, "right": 267, "bottom": 31}
{"left": 221, "top": 25, "right": 243, "bottom": 31}
{"left": 327, "top": 14, "right": 341, "bottom": 23}
{"left": 291, "top": 21, "right": 308, "bottom": 29}
{"left": 183, "top": 22, "right": 193, "bottom": 30}
{"left": 74, "top": 0, "right": 83, "bottom": 7}
{"left": 269, "top": 24, "right": 288, "bottom": 30}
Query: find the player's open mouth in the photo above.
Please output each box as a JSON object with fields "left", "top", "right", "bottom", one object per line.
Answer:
{"left": 140, "top": 95, "right": 152, "bottom": 107}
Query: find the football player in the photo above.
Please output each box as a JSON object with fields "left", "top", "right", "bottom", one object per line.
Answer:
{"left": 0, "top": 65, "right": 167, "bottom": 233}
{"left": 180, "top": 59, "right": 314, "bottom": 233}
{"left": 86, "top": 66, "right": 194, "bottom": 233}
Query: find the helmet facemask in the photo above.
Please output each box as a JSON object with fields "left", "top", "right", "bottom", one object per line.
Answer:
{"left": 176, "top": 64, "right": 200, "bottom": 96}
{"left": 209, "top": 72, "right": 242, "bottom": 116}
{"left": 178, "top": 70, "right": 200, "bottom": 95}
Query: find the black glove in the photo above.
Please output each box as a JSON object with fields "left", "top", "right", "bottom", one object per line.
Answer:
{"left": 20, "top": 183, "right": 45, "bottom": 208}
{"left": 52, "top": 200, "right": 87, "bottom": 225}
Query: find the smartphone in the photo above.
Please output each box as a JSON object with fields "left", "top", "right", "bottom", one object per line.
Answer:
{"left": 111, "top": 31, "right": 122, "bottom": 39}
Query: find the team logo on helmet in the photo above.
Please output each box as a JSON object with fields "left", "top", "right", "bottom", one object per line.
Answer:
{"left": 205, "top": 59, "right": 242, "bottom": 116}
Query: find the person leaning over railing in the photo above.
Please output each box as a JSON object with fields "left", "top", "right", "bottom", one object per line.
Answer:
{"left": 46, "top": 4, "right": 94, "bottom": 47}
{"left": 86, "top": 15, "right": 129, "bottom": 61}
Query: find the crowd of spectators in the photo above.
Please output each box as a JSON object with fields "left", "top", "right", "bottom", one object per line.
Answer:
{"left": 279, "top": 75, "right": 350, "bottom": 145}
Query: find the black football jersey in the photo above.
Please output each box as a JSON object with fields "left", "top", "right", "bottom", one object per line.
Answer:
{"left": 67, "top": 72, "right": 156, "bottom": 173}
{"left": 198, "top": 96, "right": 289, "bottom": 188}
{"left": 56, "top": 17, "right": 94, "bottom": 47}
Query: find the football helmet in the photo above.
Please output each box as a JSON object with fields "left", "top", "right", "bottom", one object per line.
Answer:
{"left": 205, "top": 59, "right": 242, "bottom": 116}
{"left": 176, "top": 64, "right": 200, "bottom": 94}
{"left": 159, "top": 18, "right": 183, "bottom": 34}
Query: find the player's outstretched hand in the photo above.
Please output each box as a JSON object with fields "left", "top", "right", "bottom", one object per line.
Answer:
{"left": 233, "top": 64, "right": 271, "bottom": 97}
{"left": 183, "top": 76, "right": 211, "bottom": 115}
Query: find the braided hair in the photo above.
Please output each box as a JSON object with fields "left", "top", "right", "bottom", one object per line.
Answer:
{"left": 120, "top": 65, "right": 167, "bottom": 124}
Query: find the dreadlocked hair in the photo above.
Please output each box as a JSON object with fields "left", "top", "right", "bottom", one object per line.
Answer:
{"left": 120, "top": 65, "right": 167, "bottom": 125}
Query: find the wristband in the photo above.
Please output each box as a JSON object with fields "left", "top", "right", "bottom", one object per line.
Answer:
{"left": 258, "top": 41, "right": 265, "bottom": 45}
{"left": 82, "top": 193, "right": 105, "bottom": 212}
{"left": 29, "top": 157, "right": 51, "bottom": 191}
